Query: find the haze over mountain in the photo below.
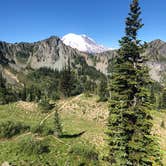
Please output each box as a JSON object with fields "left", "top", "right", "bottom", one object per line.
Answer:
{"left": 62, "top": 33, "right": 110, "bottom": 54}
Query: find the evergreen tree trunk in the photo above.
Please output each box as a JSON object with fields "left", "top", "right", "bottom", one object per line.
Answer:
{"left": 107, "top": 0, "right": 162, "bottom": 165}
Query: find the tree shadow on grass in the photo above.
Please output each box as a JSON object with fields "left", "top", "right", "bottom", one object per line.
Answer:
{"left": 60, "top": 131, "right": 86, "bottom": 138}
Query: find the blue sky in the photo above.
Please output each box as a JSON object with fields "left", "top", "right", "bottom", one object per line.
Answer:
{"left": 0, "top": 0, "right": 166, "bottom": 48}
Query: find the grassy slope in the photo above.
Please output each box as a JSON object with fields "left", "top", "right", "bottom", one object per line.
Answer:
{"left": 152, "top": 110, "right": 166, "bottom": 164}
{"left": 0, "top": 94, "right": 165, "bottom": 165}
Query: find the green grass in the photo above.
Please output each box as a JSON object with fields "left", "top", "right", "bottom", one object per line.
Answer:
{"left": 0, "top": 98, "right": 103, "bottom": 165}
{"left": 151, "top": 110, "right": 166, "bottom": 164}
{"left": 0, "top": 103, "right": 46, "bottom": 130}
{"left": 0, "top": 134, "right": 99, "bottom": 165}
{"left": 0, "top": 95, "right": 165, "bottom": 165}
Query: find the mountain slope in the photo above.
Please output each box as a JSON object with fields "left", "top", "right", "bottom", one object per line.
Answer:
{"left": 62, "top": 33, "right": 109, "bottom": 53}
{"left": 0, "top": 36, "right": 82, "bottom": 72}
{"left": 0, "top": 36, "right": 107, "bottom": 88}
{"left": 0, "top": 36, "right": 166, "bottom": 84}
{"left": 91, "top": 39, "right": 166, "bottom": 82}
{"left": 140, "top": 39, "right": 166, "bottom": 82}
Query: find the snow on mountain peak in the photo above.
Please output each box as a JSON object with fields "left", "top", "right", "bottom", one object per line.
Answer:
{"left": 62, "top": 33, "right": 110, "bottom": 54}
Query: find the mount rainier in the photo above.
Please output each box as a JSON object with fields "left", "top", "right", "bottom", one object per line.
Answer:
{"left": 62, "top": 33, "right": 110, "bottom": 54}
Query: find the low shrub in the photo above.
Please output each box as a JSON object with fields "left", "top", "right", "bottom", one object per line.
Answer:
{"left": 38, "top": 99, "right": 55, "bottom": 113}
{"left": 69, "top": 141, "right": 99, "bottom": 164}
{"left": 0, "top": 120, "right": 29, "bottom": 138}
{"left": 31, "top": 124, "right": 54, "bottom": 136}
{"left": 19, "top": 136, "right": 50, "bottom": 155}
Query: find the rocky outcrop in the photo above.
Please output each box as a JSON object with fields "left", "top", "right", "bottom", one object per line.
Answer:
{"left": 0, "top": 36, "right": 82, "bottom": 72}
{"left": 30, "top": 36, "right": 82, "bottom": 70}
{"left": 91, "top": 40, "right": 166, "bottom": 82}
{"left": 145, "top": 39, "right": 166, "bottom": 61}
{"left": 143, "top": 40, "right": 166, "bottom": 82}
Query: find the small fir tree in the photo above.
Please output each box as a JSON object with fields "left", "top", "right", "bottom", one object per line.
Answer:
{"left": 54, "top": 110, "right": 63, "bottom": 137}
{"left": 38, "top": 98, "right": 54, "bottom": 113}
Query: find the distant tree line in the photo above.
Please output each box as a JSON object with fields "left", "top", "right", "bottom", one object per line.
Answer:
{"left": 0, "top": 72, "right": 17, "bottom": 104}
{"left": 0, "top": 58, "right": 109, "bottom": 104}
{"left": 149, "top": 81, "right": 166, "bottom": 110}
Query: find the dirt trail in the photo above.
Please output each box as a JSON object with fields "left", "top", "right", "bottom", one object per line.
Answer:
{"left": 0, "top": 132, "right": 32, "bottom": 142}
{"left": 14, "top": 132, "right": 32, "bottom": 140}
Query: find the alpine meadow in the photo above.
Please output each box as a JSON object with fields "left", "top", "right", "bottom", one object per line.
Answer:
{"left": 0, "top": 0, "right": 166, "bottom": 166}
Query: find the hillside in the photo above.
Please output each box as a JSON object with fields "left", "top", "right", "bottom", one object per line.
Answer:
{"left": 92, "top": 39, "right": 166, "bottom": 82}
{"left": 0, "top": 94, "right": 165, "bottom": 165}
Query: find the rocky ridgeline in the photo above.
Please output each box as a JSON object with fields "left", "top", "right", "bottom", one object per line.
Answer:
{"left": 0, "top": 36, "right": 84, "bottom": 72}
{"left": 0, "top": 36, "right": 166, "bottom": 83}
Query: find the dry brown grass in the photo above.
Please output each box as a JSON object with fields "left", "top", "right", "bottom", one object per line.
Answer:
{"left": 57, "top": 94, "right": 108, "bottom": 124}
{"left": 16, "top": 101, "right": 38, "bottom": 112}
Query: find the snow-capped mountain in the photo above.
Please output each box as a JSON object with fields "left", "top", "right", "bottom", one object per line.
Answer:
{"left": 62, "top": 33, "right": 110, "bottom": 54}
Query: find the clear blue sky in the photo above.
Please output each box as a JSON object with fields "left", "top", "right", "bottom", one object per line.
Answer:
{"left": 0, "top": 0, "right": 166, "bottom": 48}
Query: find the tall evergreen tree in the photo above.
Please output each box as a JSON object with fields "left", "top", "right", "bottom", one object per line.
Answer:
{"left": 60, "top": 59, "right": 74, "bottom": 97}
{"left": 98, "top": 79, "right": 109, "bottom": 102}
{"left": 161, "top": 88, "right": 166, "bottom": 109}
{"left": 107, "top": 0, "right": 162, "bottom": 165}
